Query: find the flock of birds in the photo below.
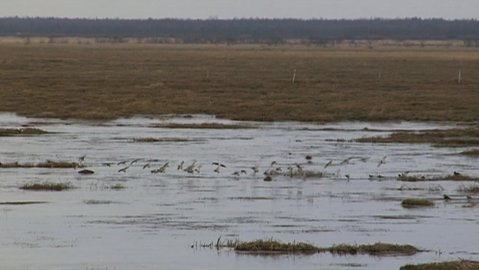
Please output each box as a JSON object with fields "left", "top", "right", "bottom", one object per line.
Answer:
{"left": 77, "top": 154, "right": 388, "bottom": 182}
{"left": 76, "top": 154, "right": 476, "bottom": 202}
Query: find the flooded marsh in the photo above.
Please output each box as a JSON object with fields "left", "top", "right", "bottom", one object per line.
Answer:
{"left": 0, "top": 113, "right": 478, "bottom": 270}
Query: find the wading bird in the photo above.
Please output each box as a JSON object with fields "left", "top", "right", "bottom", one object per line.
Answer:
{"left": 295, "top": 164, "right": 303, "bottom": 176}
{"left": 184, "top": 161, "right": 197, "bottom": 174}
{"left": 251, "top": 165, "right": 259, "bottom": 175}
{"left": 177, "top": 161, "right": 184, "bottom": 170}
{"left": 152, "top": 162, "right": 169, "bottom": 174}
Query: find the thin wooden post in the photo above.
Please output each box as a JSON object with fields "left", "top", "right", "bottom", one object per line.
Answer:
{"left": 457, "top": 70, "right": 462, "bottom": 84}
{"left": 292, "top": 69, "right": 296, "bottom": 84}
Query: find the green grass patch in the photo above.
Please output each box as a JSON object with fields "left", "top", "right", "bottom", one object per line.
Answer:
{"left": 228, "top": 239, "right": 319, "bottom": 254}
{"left": 318, "top": 242, "right": 420, "bottom": 256}
{"left": 20, "top": 182, "right": 73, "bottom": 191}
{"left": 224, "top": 239, "right": 419, "bottom": 256}
{"left": 400, "top": 260, "right": 479, "bottom": 270}
{"left": 401, "top": 198, "right": 435, "bottom": 208}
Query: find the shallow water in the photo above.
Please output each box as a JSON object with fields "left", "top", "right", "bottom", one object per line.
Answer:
{"left": 0, "top": 113, "right": 478, "bottom": 270}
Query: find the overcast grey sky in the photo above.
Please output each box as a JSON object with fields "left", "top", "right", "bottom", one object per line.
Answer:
{"left": 0, "top": 0, "right": 477, "bottom": 19}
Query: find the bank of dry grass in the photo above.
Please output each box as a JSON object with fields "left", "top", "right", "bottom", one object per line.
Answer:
{"left": 400, "top": 260, "right": 479, "bottom": 270}
{"left": 0, "top": 44, "right": 478, "bottom": 122}
{"left": 398, "top": 172, "right": 478, "bottom": 182}
{"left": 461, "top": 149, "right": 479, "bottom": 157}
{"left": 357, "top": 126, "right": 479, "bottom": 147}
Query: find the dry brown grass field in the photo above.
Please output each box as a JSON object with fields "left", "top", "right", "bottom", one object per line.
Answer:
{"left": 0, "top": 42, "right": 478, "bottom": 122}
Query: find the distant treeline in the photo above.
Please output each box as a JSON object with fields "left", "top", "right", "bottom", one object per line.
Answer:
{"left": 1, "top": 17, "right": 479, "bottom": 43}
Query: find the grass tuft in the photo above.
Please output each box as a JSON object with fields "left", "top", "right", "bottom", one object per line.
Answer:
{"left": 397, "top": 173, "right": 478, "bottom": 182}
{"left": 133, "top": 137, "right": 192, "bottom": 143}
{"left": 228, "top": 239, "right": 319, "bottom": 254}
{"left": 401, "top": 198, "right": 435, "bottom": 208}
{"left": 224, "top": 239, "right": 419, "bottom": 256}
{"left": 319, "top": 242, "right": 420, "bottom": 256}
{"left": 0, "top": 201, "right": 48, "bottom": 205}
{"left": 458, "top": 184, "right": 479, "bottom": 194}
{"left": 20, "top": 182, "right": 73, "bottom": 191}
{"left": 0, "top": 160, "right": 83, "bottom": 169}
{"left": 109, "top": 184, "right": 125, "bottom": 190}
{"left": 0, "top": 128, "right": 49, "bottom": 136}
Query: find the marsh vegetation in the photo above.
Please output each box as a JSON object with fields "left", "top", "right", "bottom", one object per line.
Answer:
{"left": 0, "top": 127, "right": 48, "bottom": 136}
{"left": 20, "top": 182, "right": 73, "bottom": 191}
{"left": 401, "top": 198, "right": 435, "bottom": 208}
{"left": 400, "top": 260, "right": 479, "bottom": 270}
{"left": 0, "top": 44, "right": 478, "bottom": 122}
{"left": 0, "top": 160, "right": 83, "bottom": 169}
{"left": 224, "top": 239, "right": 420, "bottom": 256}
{"left": 357, "top": 126, "right": 479, "bottom": 147}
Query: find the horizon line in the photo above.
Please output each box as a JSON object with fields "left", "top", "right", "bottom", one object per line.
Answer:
{"left": 1, "top": 16, "right": 478, "bottom": 21}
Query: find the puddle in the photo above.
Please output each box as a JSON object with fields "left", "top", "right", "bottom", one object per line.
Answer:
{"left": 0, "top": 113, "right": 478, "bottom": 269}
